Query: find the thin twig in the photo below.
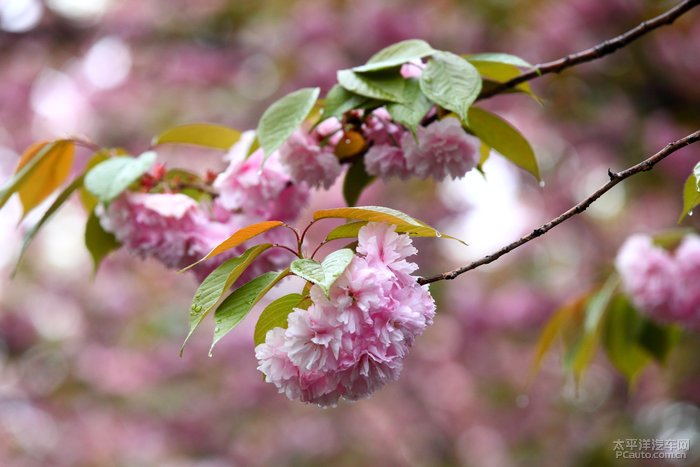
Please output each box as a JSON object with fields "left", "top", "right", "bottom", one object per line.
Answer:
{"left": 478, "top": 0, "right": 700, "bottom": 100}
{"left": 418, "top": 130, "right": 700, "bottom": 285}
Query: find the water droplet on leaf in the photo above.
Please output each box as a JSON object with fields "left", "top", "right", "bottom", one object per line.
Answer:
{"left": 689, "top": 210, "right": 694, "bottom": 217}
{"left": 539, "top": 180, "right": 546, "bottom": 188}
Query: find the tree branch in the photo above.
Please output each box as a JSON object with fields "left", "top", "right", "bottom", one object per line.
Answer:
{"left": 418, "top": 130, "right": 700, "bottom": 285}
{"left": 478, "top": 0, "right": 700, "bottom": 100}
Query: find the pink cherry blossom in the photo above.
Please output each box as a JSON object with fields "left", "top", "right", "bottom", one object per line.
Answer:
{"left": 615, "top": 233, "right": 700, "bottom": 329}
{"left": 402, "top": 117, "right": 479, "bottom": 180}
{"left": 400, "top": 59, "right": 425, "bottom": 79}
{"left": 214, "top": 131, "right": 309, "bottom": 222}
{"left": 278, "top": 125, "right": 343, "bottom": 190}
{"left": 363, "top": 108, "right": 406, "bottom": 147}
{"left": 256, "top": 222, "right": 435, "bottom": 407}
{"left": 672, "top": 234, "right": 700, "bottom": 326}
{"left": 99, "top": 192, "right": 227, "bottom": 270}
{"left": 364, "top": 144, "right": 411, "bottom": 179}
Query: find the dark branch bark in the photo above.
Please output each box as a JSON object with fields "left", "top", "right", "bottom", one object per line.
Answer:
{"left": 418, "top": 130, "right": 700, "bottom": 285}
{"left": 478, "top": 0, "right": 700, "bottom": 100}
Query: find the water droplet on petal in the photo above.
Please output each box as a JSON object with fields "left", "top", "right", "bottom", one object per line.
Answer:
{"left": 539, "top": 180, "right": 546, "bottom": 188}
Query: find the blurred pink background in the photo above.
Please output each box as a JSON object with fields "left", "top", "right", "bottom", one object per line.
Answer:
{"left": 0, "top": 0, "right": 699, "bottom": 465}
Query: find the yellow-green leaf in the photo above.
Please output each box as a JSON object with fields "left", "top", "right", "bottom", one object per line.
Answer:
{"left": 183, "top": 220, "right": 285, "bottom": 270}
{"left": 84, "top": 209, "right": 121, "bottom": 274}
{"left": 254, "top": 293, "right": 305, "bottom": 346}
{"left": 679, "top": 173, "right": 700, "bottom": 222}
{"left": 313, "top": 206, "right": 439, "bottom": 236}
{"left": 152, "top": 123, "right": 241, "bottom": 150}
{"left": 467, "top": 107, "right": 541, "bottom": 181}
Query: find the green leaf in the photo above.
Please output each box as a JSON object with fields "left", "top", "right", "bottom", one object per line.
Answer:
{"left": 565, "top": 277, "right": 618, "bottom": 383}
{"left": 183, "top": 244, "right": 272, "bottom": 354}
{"left": 12, "top": 174, "right": 84, "bottom": 276}
{"left": 182, "top": 220, "right": 285, "bottom": 271}
{"left": 253, "top": 293, "right": 304, "bottom": 346}
{"left": 79, "top": 150, "right": 111, "bottom": 212}
{"left": 530, "top": 295, "right": 586, "bottom": 378}
{"left": 353, "top": 39, "right": 436, "bottom": 73}
{"left": 343, "top": 158, "right": 375, "bottom": 207}
{"left": 322, "top": 85, "right": 371, "bottom": 120}
{"left": 466, "top": 60, "right": 538, "bottom": 101}
{"left": 679, "top": 174, "right": 700, "bottom": 222}
{"left": 314, "top": 206, "right": 440, "bottom": 237}
{"left": 465, "top": 53, "right": 532, "bottom": 68}
{"left": 257, "top": 87, "right": 320, "bottom": 158}
{"left": 152, "top": 123, "right": 241, "bottom": 150}
{"left": 326, "top": 221, "right": 368, "bottom": 241}
{"left": 84, "top": 209, "right": 121, "bottom": 274}
{"left": 210, "top": 269, "right": 289, "bottom": 355}
{"left": 636, "top": 319, "right": 681, "bottom": 364}
{"left": 84, "top": 151, "right": 157, "bottom": 203}
{"left": 467, "top": 107, "right": 541, "bottom": 181}
{"left": 602, "top": 294, "right": 652, "bottom": 383}
{"left": 290, "top": 248, "right": 354, "bottom": 296}
{"left": 386, "top": 79, "right": 433, "bottom": 134}
{"left": 337, "top": 69, "right": 406, "bottom": 103}
{"left": 419, "top": 51, "right": 481, "bottom": 124}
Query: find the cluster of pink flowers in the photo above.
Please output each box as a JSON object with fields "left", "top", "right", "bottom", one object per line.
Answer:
{"left": 615, "top": 233, "right": 700, "bottom": 329}
{"left": 366, "top": 117, "right": 479, "bottom": 181}
{"left": 278, "top": 118, "right": 343, "bottom": 189}
{"left": 99, "top": 131, "right": 309, "bottom": 280}
{"left": 255, "top": 223, "right": 436, "bottom": 407}
{"left": 278, "top": 107, "right": 480, "bottom": 189}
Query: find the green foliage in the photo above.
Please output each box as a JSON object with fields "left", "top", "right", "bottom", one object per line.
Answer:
{"left": 467, "top": 107, "right": 541, "bottom": 181}
{"left": 290, "top": 248, "right": 354, "bottom": 296}
{"left": 533, "top": 275, "right": 682, "bottom": 386}
{"left": 152, "top": 123, "right": 241, "bottom": 150}
{"left": 322, "top": 84, "right": 372, "bottom": 120}
{"left": 601, "top": 295, "right": 680, "bottom": 384}
{"left": 679, "top": 173, "right": 700, "bottom": 222}
{"left": 419, "top": 51, "right": 482, "bottom": 125}
{"left": 343, "top": 158, "right": 375, "bottom": 206}
{"left": 257, "top": 87, "right": 320, "bottom": 158}
{"left": 352, "top": 39, "right": 436, "bottom": 73}
{"left": 465, "top": 53, "right": 532, "bottom": 68}
{"left": 84, "top": 210, "right": 121, "bottom": 274}
{"left": 254, "top": 293, "right": 308, "bottom": 346}
{"left": 386, "top": 79, "right": 433, "bottom": 135}
{"left": 210, "top": 269, "right": 289, "bottom": 355}
{"left": 183, "top": 244, "right": 273, "bottom": 353}
{"left": 337, "top": 69, "right": 407, "bottom": 103}
{"left": 84, "top": 151, "right": 157, "bottom": 203}
{"left": 79, "top": 150, "right": 111, "bottom": 212}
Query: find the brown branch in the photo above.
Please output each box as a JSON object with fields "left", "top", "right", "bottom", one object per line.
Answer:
{"left": 478, "top": 0, "right": 700, "bottom": 100}
{"left": 418, "top": 130, "right": 700, "bottom": 285}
